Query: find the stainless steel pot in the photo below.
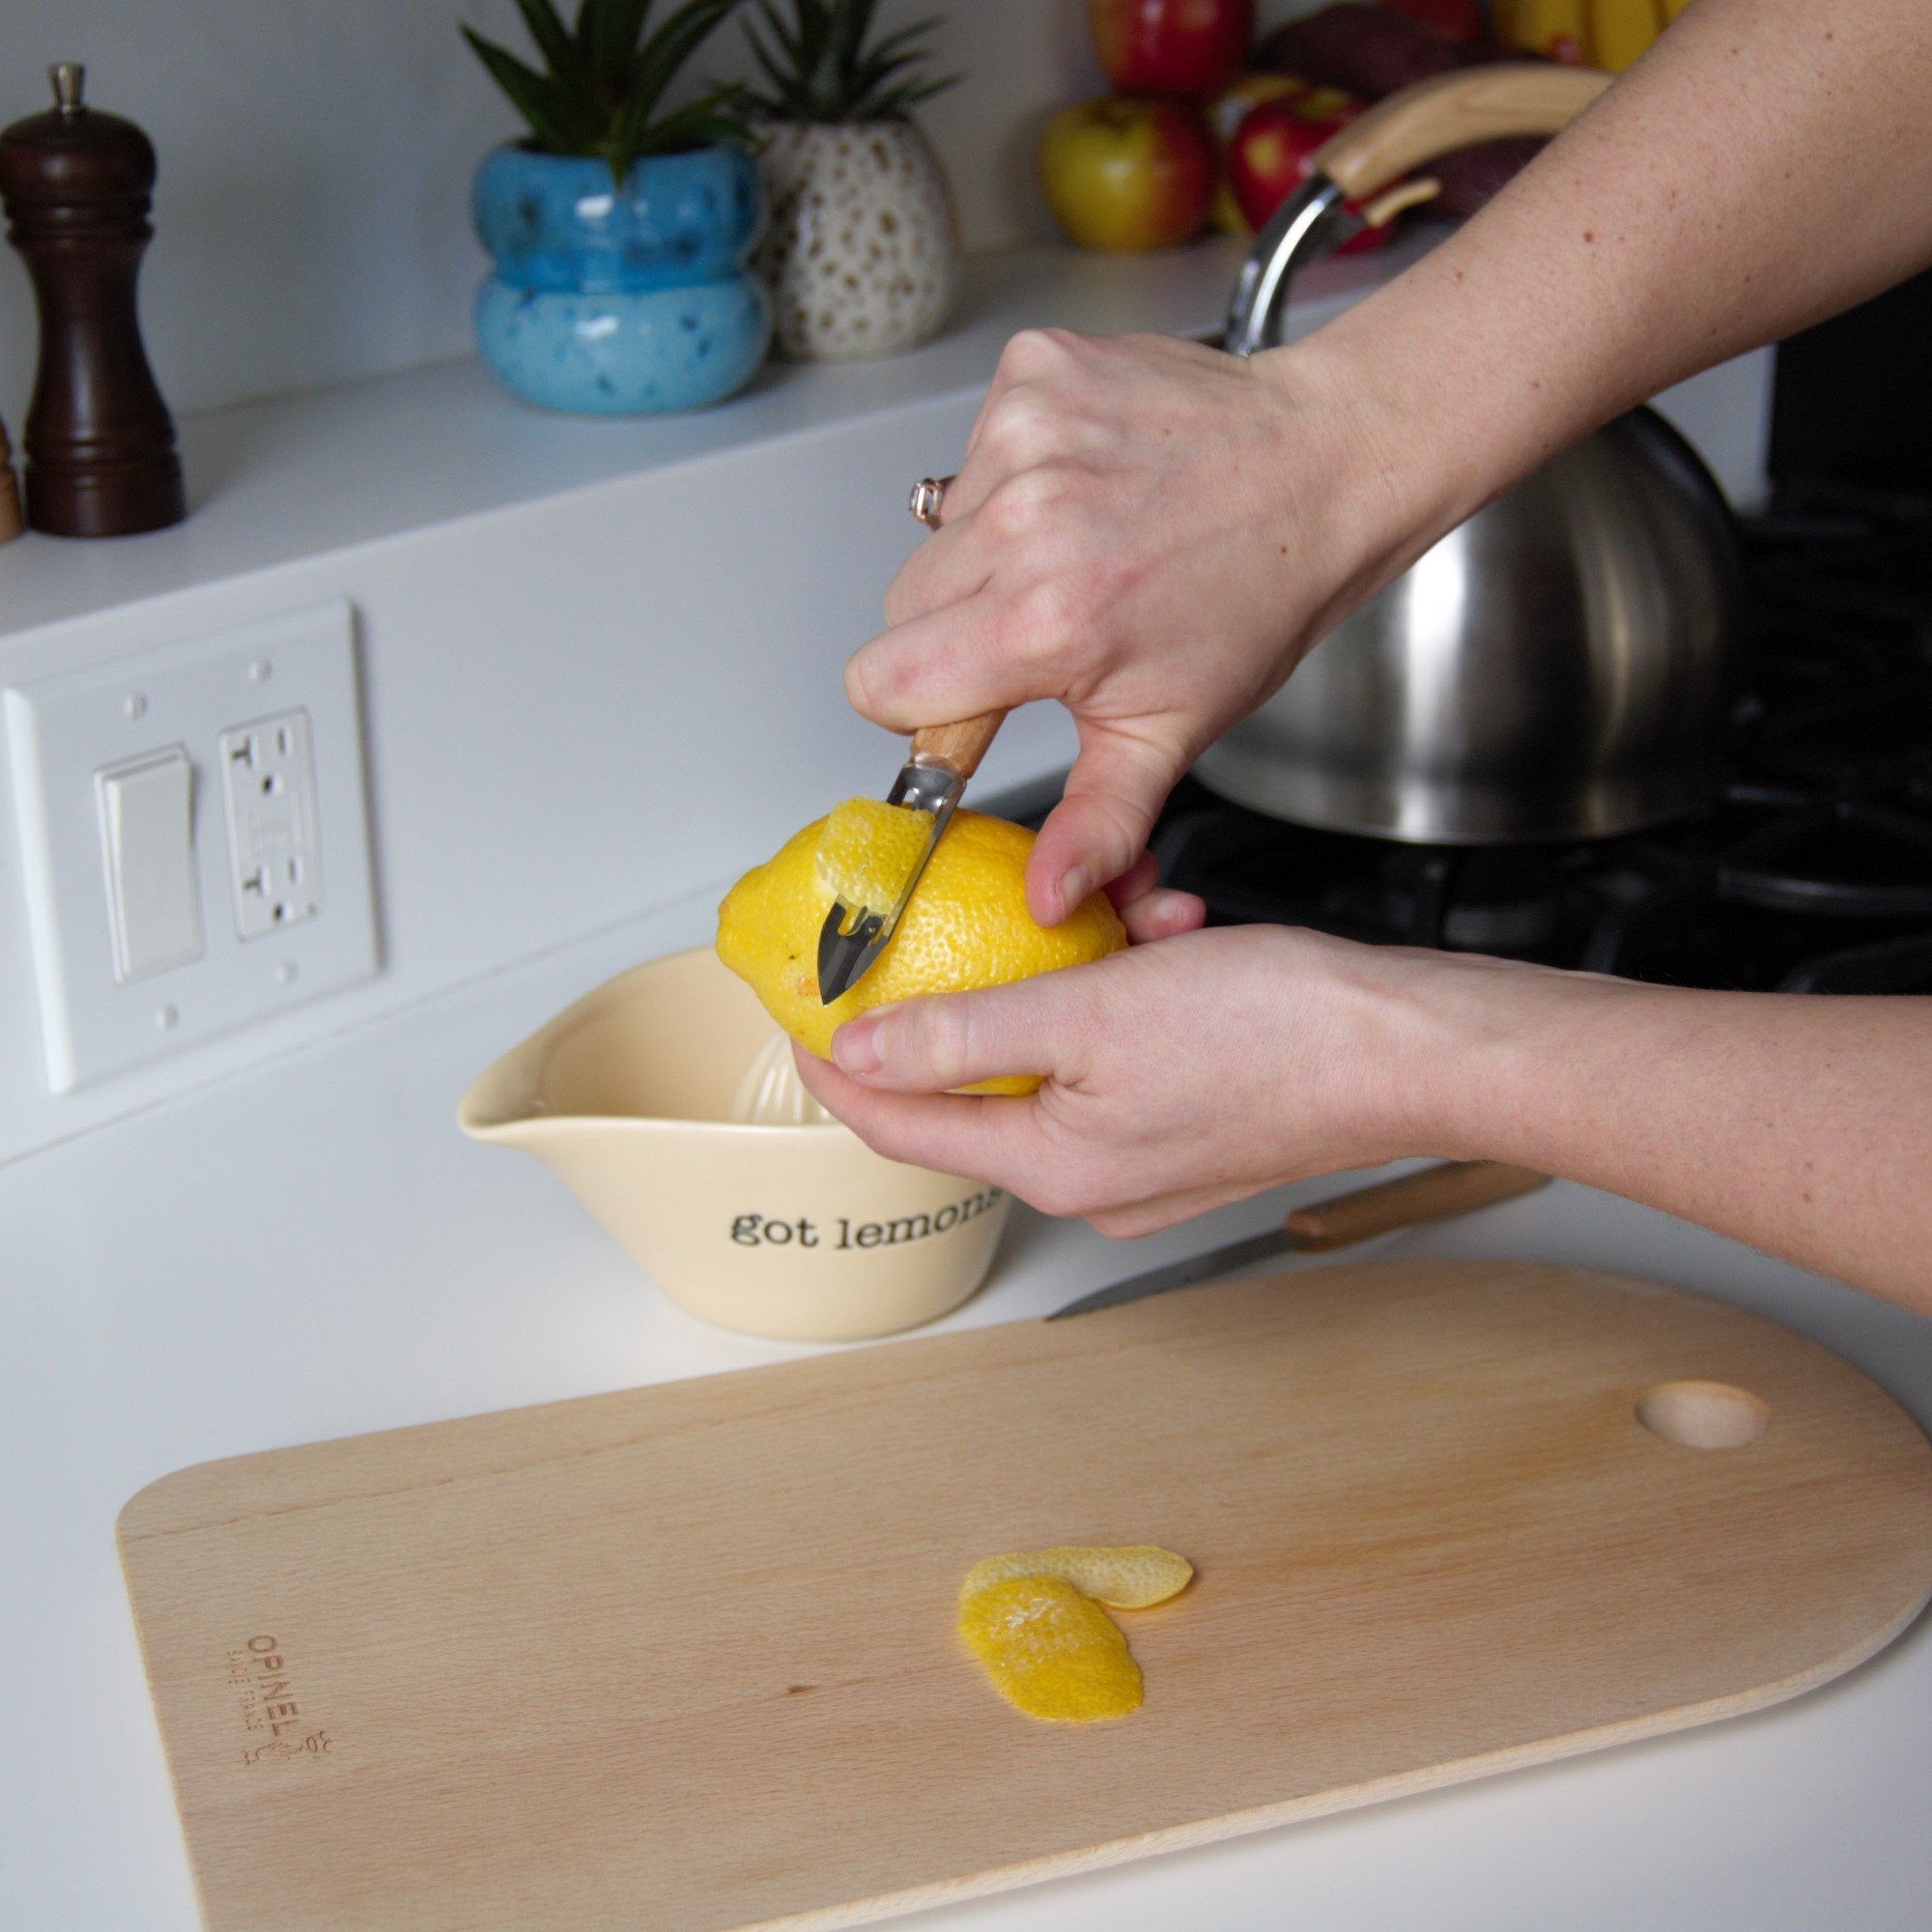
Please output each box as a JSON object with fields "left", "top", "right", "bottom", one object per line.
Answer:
{"left": 1198, "top": 68, "right": 1744, "bottom": 844}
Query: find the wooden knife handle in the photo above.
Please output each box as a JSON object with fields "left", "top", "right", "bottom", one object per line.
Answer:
{"left": 911, "top": 711, "right": 1007, "bottom": 781}
{"left": 1284, "top": 1160, "right": 1550, "bottom": 1253}
{"left": 1314, "top": 65, "right": 1611, "bottom": 200}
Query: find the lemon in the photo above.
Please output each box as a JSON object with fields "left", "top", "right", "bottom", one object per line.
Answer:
{"left": 956, "top": 1574, "right": 1144, "bottom": 1723}
{"left": 715, "top": 802, "right": 1126, "bottom": 1096}
{"left": 813, "top": 798, "right": 935, "bottom": 916}
{"left": 959, "top": 1545, "right": 1193, "bottom": 1611}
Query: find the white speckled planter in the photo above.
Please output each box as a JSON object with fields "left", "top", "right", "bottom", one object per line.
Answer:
{"left": 752, "top": 119, "right": 961, "bottom": 360}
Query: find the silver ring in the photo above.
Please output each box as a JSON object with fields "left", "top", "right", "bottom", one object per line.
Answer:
{"left": 909, "top": 474, "right": 953, "bottom": 529}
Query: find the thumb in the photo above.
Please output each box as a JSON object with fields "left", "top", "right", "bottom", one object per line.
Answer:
{"left": 830, "top": 971, "right": 1096, "bottom": 1094}
{"left": 844, "top": 597, "right": 1026, "bottom": 736}
{"left": 1027, "top": 724, "right": 1187, "bottom": 926}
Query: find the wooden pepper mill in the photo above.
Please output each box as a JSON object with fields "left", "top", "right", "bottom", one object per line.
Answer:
{"left": 0, "top": 64, "right": 185, "bottom": 537}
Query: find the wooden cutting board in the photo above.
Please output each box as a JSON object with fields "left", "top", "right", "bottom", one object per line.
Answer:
{"left": 120, "top": 1261, "right": 1932, "bottom": 1932}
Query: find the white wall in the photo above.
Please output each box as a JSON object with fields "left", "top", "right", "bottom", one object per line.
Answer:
{"left": 0, "top": 0, "right": 1320, "bottom": 422}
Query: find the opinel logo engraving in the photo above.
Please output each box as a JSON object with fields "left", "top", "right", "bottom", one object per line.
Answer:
{"left": 227, "top": 1634, "right": 330, "bottom": 1766}
{"left": 730, "top": 1186, "right": 1003, "bottom": 1250}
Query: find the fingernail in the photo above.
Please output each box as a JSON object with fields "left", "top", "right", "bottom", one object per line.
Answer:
{"left": 1058, "top": 867, "right": 1091, "bottom": 917}
{"left": 831, "top": 1016, "right": 883, "bottom": 1075}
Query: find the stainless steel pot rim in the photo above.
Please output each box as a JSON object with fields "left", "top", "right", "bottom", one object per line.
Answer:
{"left": 1187, "top": 753, "right": 1721, "bottom": 847}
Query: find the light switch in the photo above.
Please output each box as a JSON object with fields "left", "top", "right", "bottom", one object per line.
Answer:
{"left": 95, "top": 748, "right": 204, "bottom": 982}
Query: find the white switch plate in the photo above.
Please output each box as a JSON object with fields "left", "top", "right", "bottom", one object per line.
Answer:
{"left": 4, "top": 602, "right": 380, "bottom": 1094}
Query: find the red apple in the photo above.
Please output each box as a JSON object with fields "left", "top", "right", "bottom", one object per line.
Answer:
{"left": 1227, "top": 96, "right": 1389, "bottom": 253}
{"left": 1209, "top": 70, "right": 1308, "bottom": 145}
{"left": 1089, "top": 0, "right": 1257, "bottom": 98}
{"left": 1038, "top": 96, "right": 1215, "bottom": 253}
{"left": 1209, "top": 78, "right": 1363, "bottom": 234}
{"left": 1208, "top": 71, "right": 1307, "bottom": 232}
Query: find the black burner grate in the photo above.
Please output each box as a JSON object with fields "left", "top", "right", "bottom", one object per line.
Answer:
{"left": 1142, "top": 482, "right": 1932, "bottom": 996}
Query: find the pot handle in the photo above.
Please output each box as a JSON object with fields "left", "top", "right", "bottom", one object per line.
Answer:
{"left": 1314, "top": 64, "right": 1612, "bottom": 201}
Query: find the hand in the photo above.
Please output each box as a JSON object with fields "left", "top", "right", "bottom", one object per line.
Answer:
{"left": 793, "top": 920, "right": 1461, "bottom": 1237}
{"left": 799, "top": 915, "right": 1932, "bottom": 1304}
{"left": 844, "top": 327, "right": 1422, "bottom": 926}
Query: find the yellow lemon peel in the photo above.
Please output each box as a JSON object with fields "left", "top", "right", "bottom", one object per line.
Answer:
{"left": 959, "top": 1544, "right": 1193, "bottom": 1610}
{"left": 956, "top": 1575, "right": 1143, "bottom": 1723}
{"left": 716, "top": 804, "right": 1126, "bottom": 1097}
{"left": 813, "top": 797, "right": 934, "bottom": 913}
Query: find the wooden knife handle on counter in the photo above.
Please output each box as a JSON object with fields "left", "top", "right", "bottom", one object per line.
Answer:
{"left": 911, "top": 711, "right": 1007, "bottom": 781}
{"left": 1284, "top": 1161, "right": 1550, "bottom": 1253}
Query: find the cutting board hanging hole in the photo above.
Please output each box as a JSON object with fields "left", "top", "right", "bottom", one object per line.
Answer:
{"left": 1636, "top": 1380, "right": 1772, "bottom": 1450}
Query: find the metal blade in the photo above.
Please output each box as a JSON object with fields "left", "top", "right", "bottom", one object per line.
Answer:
{"left": 815, "top": 759, "right": 965, "bottom": 1005}
{"left": 815, "top": 897, "right": 893, "bottom": 1007}
{"left": 1047, "top": 1162, "right": 1555, "bottom": 1321}
{"left": 1046, "top": 1227, "right": 1297, "bottom": 1321}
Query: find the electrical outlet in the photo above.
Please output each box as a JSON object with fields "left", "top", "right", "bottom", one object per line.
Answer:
{"left": 219, "top": 710, "right": 323, "bottom": 939}
{"left": 4, "top": 602, "right": 379, "bottom": 1093}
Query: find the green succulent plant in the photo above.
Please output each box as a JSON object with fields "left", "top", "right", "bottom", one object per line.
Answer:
{"left": 462, "top": 0, "right": 752, "bottom": 183}
{"left": 741, "top": 0, "right": 960, "bottom": 123}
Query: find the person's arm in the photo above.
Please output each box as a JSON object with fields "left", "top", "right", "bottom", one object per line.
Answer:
{"left": 1421, "top": 968, "right": 1932, "bottom": 1304}
{"left": 802, "top": 0, "right": 1932, "bottom": 1311}
{"left": 794, "top": 936, "right": 1932, "bottom": 1315}
{"left": 846, "top": 0, "right": 1932, "bottom": 923}
{"left": 1305, "top": 0, "right": 1932, "bottom": 562}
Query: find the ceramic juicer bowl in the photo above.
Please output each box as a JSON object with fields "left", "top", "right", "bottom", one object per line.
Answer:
{"left": 458, "top": 948, "right": 1011, "bottom": 1342}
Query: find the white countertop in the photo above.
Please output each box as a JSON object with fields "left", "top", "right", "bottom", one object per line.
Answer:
{"left": 0, "top": 233, "right": 1391, "bottom": 646}
{"left": 6, "top": 890, "right": 1929, "bottom": 1931}
{"left": 0, "top": 221, "right": 1774, "bottom": 653}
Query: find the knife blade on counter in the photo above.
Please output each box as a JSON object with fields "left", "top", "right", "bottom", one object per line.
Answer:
{"left": 1048, "top": 1161, "right": 1551, "bottom": 1320}
{"left": 816, "top": 708, "right": 1006, "bottom": 1005}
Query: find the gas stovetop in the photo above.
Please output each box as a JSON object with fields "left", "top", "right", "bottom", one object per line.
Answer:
{"left": 1146, "top": 482, "right": 1932, "bottom": 996}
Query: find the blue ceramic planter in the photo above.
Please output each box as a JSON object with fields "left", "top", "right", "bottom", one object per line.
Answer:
{"left": 471, "top": 144, "right": 770, "bottom": 414}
